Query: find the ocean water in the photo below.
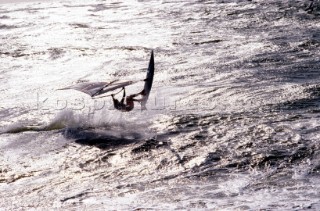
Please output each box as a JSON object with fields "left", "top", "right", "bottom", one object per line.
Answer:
{"left": 0, "top": 0, "right": 320, "bottom": 210}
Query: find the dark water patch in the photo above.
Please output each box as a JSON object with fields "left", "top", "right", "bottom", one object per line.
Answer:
{"left": 275, "top": 98, "right": 320, "bottom": 111}
{"left": 192, "top": 39, "right": 223, "bottom": 46}
{"left": 160, "top": 114, "right": 209, "bottom": 138}
{"left": 291, "top": 146, "right": 316, "bottom": 163}
{"left": 0, "top": 50, "right": 25, "bottom": 58}
{"left": 10, "top": 49, "right": 27, "bottom": 58}
{"left": 74, "top": 136, "right": 137, "bottom": 150}
{"left": 102, "top": 46, "right": 151, "bottom": 52}
{"left": 0, "top": 24, "right": 16, "bottom": 29}
{"left": 305, "top": 84, "right": 320, "bottom": 97}
{"left": 243, "top": 51, "right": 320, "bottom": 83}
{"left": 190, "top": 30, "right": 205, "bottom": 34}
{"left": 251, "top": 170, "right": 298, "bottom": 191}
{"left": 178, "top": 141, "right": 197, "bottom": 152}
{"left": 307, "top": 203, "right": 320, "bottom": 210}
{"left": 305, "top": 0, "right": 320, "bottom": 15}
{"left": 226, "top": 7, "right": 257, "bottom": 18}
{"left": 249, "top": 54, "right": 287, "bottom": 65}
{"left": 298, "top": 39, "right": 320, "bottom": 49}
{"left": 307, "top": 145, "right": 320, "bottom": 176}
{"left": 272, "top": 85, "right": 320, "bottom": 112}
{"left": 203, "top": 151, "right": 222, "bottom": 164}
{"left": 285, "top": 61, "right": 320, "bottom": 82}
{"left": 251, "top": 145, "right": 315, "bottom": 168}
{"left": 89, "top": 4, "right": 108, "bottom": 12}
{"left": 0, "top": 49, "right": 46, "bottom": 58}
{"left": 224, "top": 1, "right": 320, "bottom": 83}
{"left": 258, "top": 1, "right": 317, "bottom": 19}
{"left": 88, "top": 3, "right": 127, "bottom": 12}
{"left": 0, "top": 15, "right": 10, "bottom": 19}
{"left": 69, "top": 23, "right": 90, "bottom": 29}
{"left": 60, "top": 191, "right": 89, "bottom": 203}
{"left": 309, "top": 163, "right": 320, "bottom": 175}
{"left": 65, "top": 128, "right": 142, "bottom": 150}
{"left": 187, "top": 167, "right": 231, "bottom": 179}
{"left": 131, "top": 138, "right": 169, "bottom": 153}
{"left": 25, "top": 8, "right": 40, "bottom": 14}
{"left": 63, "top": 2, "right": 125, "bottom": 10}
{"left": 48, "top": 48, "right": 65, "bottom": 60}
{"left": 160, "top": 111, "right": 319, "bottom": 177}
{"left": 247, "top": 48, "right": 313, "bottom": 66}
{"left": 1, "top": 6, "right": 57, "bottom": 14}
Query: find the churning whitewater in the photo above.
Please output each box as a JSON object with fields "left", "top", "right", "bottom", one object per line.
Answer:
{"left": 0, "top": 0, "right": 320, "bottom": 210}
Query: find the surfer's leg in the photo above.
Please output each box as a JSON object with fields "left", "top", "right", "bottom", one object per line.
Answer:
{"left": 129, "top": 89, "right": 145, "bottom": 99}
{"left": 139, "top": 89, "right": 146, "bottom": 96}
{"left": 112, "top": 93, "right": 123, "bottom": 106}
{"left": 112, "top": 96, "right": 120, "bottom": 109}
{"left": 120, "top": 87, "right": 126, "bottom": 104}
{"left": 127, "top": 93, "right": 142, "bottom": 103}
{"left": 111, "top": 95, "right": 117, "bottom": 103}
{"left": 123, "top": 87, "right": 126, "bottom": 97}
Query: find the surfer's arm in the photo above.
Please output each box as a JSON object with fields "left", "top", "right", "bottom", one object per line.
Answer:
{"left": 128, "top": 92, "right": 141, "bottom": 98}
{"left": 132, "top": 98, "right": 144, "bottom": 102}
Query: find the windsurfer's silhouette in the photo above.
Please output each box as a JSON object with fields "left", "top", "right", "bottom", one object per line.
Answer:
{"left": 111, "top": 87, "right": 146, "bottom": 112}
{"left": 111, "top": 50, "right": 153, "bottom": 112}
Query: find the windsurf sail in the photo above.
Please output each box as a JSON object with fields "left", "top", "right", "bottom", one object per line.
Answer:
{"left": 58, "top": 80, "right": 138, "bottom": 97}
{"left": 140, "top": 50, "right": 154, "bottom": 109}
{"left": 91, "top": 80, "right": 137, "bottom": 97}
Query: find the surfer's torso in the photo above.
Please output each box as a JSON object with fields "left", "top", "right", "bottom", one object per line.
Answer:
{"left": 113, "top": 96, "right": 134, "bottom": 112}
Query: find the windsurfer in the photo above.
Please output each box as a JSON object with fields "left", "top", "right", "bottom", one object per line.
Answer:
{"left": 111, "top": 87, "right": 145, "bottom": 112}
